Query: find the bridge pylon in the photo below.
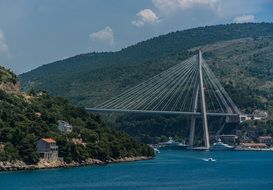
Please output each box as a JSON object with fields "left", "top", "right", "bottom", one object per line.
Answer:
{"left": 189, "top": 50, "right": 210, "bottom": 149}
{"left": 86, "top": 48, "right": 242, "bottom": 149}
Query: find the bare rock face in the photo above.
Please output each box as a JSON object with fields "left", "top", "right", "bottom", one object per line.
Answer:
{"left": 0, "top": 66, "right": 20, "bottom": 93}
{"left": 0, "top": 81, "right": 20, "bottom": 93}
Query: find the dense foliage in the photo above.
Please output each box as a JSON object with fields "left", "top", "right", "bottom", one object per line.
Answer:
{"left": 0, "top": 88, "right": 154, "bottom": 164}
{"left": 20, "top": 23, "right": 273, "bottom": 106}
{"left": 19, "top": 23, "right": 273, "bottom": 143}
{"left": 105, "top": 113, "right": 236, "bottom": 144}
{"left": 0, "top": 66, "right": 18, "bottom": 84}
{"left": 111, "top": 36, "right": 273, "bottom": 143}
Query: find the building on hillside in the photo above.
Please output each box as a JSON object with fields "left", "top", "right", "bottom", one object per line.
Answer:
{"left": 220, "top": 135, "right": 238, "bottom": 145}
{"left": 258, "top": 136, "right": 273, "bottom": 144}
{"left": 58, "top": 120, "right": 73, "bottom": 134}
{"left": 36, "top": 138, "right": 58, "bottom": 161}
{"left": 239, "top": 143, "right": 267, "bottom": 149}
{"left": 240, "top": 114, "right": 265, "bottom": 122}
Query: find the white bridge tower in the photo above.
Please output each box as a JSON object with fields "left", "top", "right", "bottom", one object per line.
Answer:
{"left": 189, "top": 50, "right": 210, "bottom": 149}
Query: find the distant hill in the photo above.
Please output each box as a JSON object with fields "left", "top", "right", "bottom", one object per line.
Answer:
{"left": 20, "top": 23, "right": 273, "bottom": 109}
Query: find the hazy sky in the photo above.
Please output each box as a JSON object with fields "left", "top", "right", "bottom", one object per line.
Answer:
{"left": 0, "top": 0, "right": 273, "bottom": 74}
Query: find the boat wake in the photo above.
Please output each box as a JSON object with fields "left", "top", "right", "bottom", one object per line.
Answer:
{"left": 202, "top": 158, "right": 216, "bottom": 162}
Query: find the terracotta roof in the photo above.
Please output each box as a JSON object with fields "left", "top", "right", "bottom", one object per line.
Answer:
{"left": 41, "top": 138, "right": 56, "bottom": 143}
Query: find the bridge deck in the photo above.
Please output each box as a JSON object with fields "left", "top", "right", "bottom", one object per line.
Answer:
{"left": 85, "top": 108, "right": 240, "bottom": 117}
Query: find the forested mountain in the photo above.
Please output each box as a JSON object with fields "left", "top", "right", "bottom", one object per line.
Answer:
{"left": 19, "top": 23, "right": 273, "bottom": 143}
{"left": 20, "top": 23, "right": 273, "bottom": 107}
{"left": 0, "top": 66, "right": 153, "bottom": 164}
{"left": 114, "top": 37, "right": 273, "bottom": 143}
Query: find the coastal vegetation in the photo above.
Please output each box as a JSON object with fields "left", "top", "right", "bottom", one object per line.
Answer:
{"left": 0, "top": 67, "right": 154, "bottom": 165}
{"left": 0, "top": 66, "right": 17, "bottom": 84}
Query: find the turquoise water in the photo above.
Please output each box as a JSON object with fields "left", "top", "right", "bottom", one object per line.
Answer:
{"left": 1, "top": 150, "right": 273, "bottom": 190}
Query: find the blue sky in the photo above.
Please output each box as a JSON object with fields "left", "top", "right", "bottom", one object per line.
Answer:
{"left": 0, "top": 0, "right": 273, "bottom": 74}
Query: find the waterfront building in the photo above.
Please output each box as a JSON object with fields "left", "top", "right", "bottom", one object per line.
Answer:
{"left": 258, "top": 136, "right": 273, "bottom": 145}
{"left": 220, "top": 135, "right": 238, "bottom": 145}
{"left": 239, "top": 143, "right": 267, "bottom": 149}
{"left": 58, "top": 120, "right": 73, "bottom": 134}
{"left": 240, "top": 114, "right": 264, "bottom": 122}
{"left": 37, "top": 138, "right": 58, "bottom": 161}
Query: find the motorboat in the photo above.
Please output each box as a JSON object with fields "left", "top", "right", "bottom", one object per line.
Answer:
{"left": 210, "top": 138, "right": 234, "bottom": 151}
{"left": 158, "top": 137, "right": 189, "bottom": 149}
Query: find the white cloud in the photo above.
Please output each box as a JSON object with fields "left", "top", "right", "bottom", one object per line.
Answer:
{"left": 89, "top": 26, "right": 114, "bottom": 46}
{"left": 0, "top": 29, "right": 9, "bottom": 55}
{"left": 132, "top": 9, "right": 160, "bottom": 27}
{"left": 233, "top": 15, "right": 255, "bottom": 23}
{"left": 152, "top": 0, "right": 221, "bottom": 14}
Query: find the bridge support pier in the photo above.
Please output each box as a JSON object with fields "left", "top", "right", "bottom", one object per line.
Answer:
{"left": 189, "top": 75, "right": 199, "bottom": 147}
{"left": 189, "top": 50, "right": 210, "bottom": 149}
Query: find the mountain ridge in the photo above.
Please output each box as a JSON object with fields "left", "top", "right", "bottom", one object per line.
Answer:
{"left": 19, "top": 23, "right": 273, "bottom": 108}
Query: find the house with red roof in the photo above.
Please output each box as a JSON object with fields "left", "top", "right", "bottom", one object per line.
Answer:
{"left": 37, "top": 138, "right": 58, "bottom": 161}
{"left": 258, "top": 136, "right": 273, "bottom": 145}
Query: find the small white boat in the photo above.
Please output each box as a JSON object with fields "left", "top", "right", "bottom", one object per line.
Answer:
{"left": 210, "top": 138, "right": 234, "bottom": 151}
{"left": 158, "top": 137, "right": 189, "bottom": 150}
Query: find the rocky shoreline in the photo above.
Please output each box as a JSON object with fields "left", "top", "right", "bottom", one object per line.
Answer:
{"left": 0, "top": 156, "right": 153, "bottom": 172}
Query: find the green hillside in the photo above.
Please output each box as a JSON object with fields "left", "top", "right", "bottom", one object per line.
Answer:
{"left": 0, "top": 67, "right": 153, "bottom": 164}
{"left": 20, "top": 23, "right": 273, "bottom": 108}
{"left": 114, "top": 37, "right": 273, "bottom": 143}
{"left": 19, "top": 23, "right": 273, "bottom": 144}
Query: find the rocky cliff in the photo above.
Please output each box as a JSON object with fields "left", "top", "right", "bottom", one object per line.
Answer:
{"left": 0, "top": 66, "right": 20, "bottom": 93}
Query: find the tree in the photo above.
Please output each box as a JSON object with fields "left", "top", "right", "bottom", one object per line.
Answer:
{"left": 17, "top": 134, "right": 39, "bottom": 164}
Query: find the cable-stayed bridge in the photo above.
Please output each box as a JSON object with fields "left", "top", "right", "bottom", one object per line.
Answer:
{"left": 86, "top": 50, "right": 242, "bottom": 149}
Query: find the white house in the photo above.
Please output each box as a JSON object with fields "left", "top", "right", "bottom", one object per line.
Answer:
{"left": 58, "top": 120, "right": 73, "bottom": 134}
